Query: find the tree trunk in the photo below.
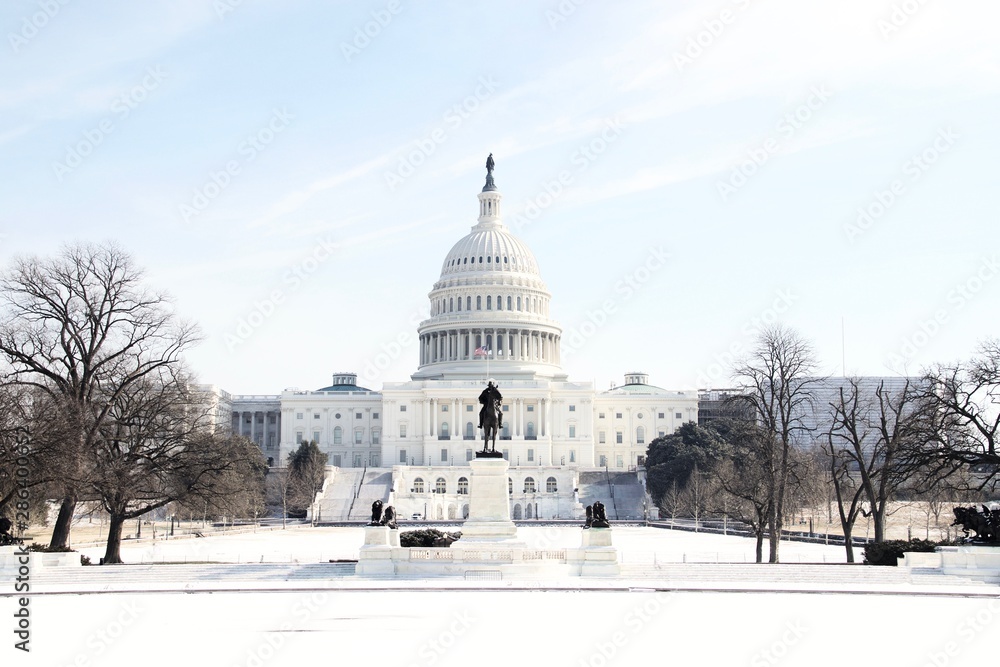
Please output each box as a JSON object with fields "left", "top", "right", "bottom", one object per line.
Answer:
{"left": 103, "top": 514, "right": 126, "bottom": 565}
{"left": 843, "top": 526, "right": 854, "bottom": 563}
{"left": 755, "top": 529, "right": 765, "bottom": 563}
{"left": 49, "top": 493, "right": 77, "bottom": 549}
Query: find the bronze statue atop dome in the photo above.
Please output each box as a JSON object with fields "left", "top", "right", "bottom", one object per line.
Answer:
{"left": 483, "top": 153, "right": 497, "bottom": 191}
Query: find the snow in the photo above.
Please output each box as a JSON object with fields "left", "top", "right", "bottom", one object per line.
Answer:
{"left": 4, "top": 526, "right": 997, "bottom": 666}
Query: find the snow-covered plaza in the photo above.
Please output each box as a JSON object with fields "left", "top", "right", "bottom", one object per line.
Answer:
{"left": 3, "top": 526, "right": 998, "bottom": 666}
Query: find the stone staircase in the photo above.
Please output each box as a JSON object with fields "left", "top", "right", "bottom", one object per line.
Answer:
{"left": 347, "top": 470, "right": 393, "bottom": 521}
{"left": 315, "top": 467, "right": 366, "bottom": 522}
{"left": 578, "top": 470, "right": 646, "bottom": 520}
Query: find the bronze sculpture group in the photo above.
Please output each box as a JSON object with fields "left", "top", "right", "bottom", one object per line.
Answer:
{"left": 952, "top": 505, "right": 999, "bottom": 544}
{"left": 370, "top": 500, "right": 397, "bottom": 529}
{"left": 478, "top": 379, "right": 503, "bottom": 456}
{"left": 584, "top": 501, "right": 610, "bottom": 529}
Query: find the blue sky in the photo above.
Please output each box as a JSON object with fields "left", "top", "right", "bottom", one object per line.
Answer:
{"left": 1, "top": 0, "right": 997, "bottom": 394}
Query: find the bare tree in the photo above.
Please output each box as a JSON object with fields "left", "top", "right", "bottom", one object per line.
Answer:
{"left": 917, "top": 339, "right": 1000, "bottom": 490}
{"left": 0, "top": 243, "right": 198, "bottom": 548}
{"left": 732, "top": 325, "right": 821, "bottom": 563}
{"left": 826, "top": 378, "right": 926, "bottom": 543}
{"left": 93, "top": 369, "right": 265, "bottom": 564}
{"left": 824, "top": 435, "right": 866, "bottom": 562}
{"left": 713, "top": 420, "right": 773, "bottom": 563}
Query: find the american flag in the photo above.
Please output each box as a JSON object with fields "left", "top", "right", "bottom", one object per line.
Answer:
{"left": 474, "top": 345, "right": 491, "bottom": 357}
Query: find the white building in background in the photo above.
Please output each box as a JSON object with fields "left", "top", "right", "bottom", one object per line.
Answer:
{"left": 230, "top": 165, "right": 698, "bottom": 519}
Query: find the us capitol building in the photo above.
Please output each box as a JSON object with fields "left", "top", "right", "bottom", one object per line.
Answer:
{"left": 224, "top": 163, "right": 698, "bottom": 521}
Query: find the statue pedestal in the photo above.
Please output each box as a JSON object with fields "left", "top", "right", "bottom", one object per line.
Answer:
{"left": 356, "top": 526, "right": 394, "bottom": 576}
{"left": 458, "top": 457, "right": 519, "bottom": 542}
{"left": 570, "top": 527, "right": 620, "bottom": 577}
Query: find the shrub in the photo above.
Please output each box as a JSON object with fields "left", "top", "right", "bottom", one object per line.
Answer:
{"left": 863, "top": 539, "right": 948, "bottom": 566}
{"left": 400, "top": 529, "right": 462, "bottom": 548}
{"left": 27, "top": 542, "right": 72, "bottom": 553}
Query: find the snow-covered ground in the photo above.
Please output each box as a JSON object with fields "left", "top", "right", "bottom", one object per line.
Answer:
{"left": 75, "top": 524, "right": 851, "bottom": 564}
{"left": 5, "top": 527, "right": 997, "bottom": 666}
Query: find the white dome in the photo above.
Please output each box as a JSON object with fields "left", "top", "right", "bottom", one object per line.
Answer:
{"left": 439, "top": 226, "right": 540, "bottom": 278}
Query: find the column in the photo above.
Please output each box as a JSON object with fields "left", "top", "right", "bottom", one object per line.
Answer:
{"left": 452, "top": 399, "right": 459, "bottom": 439}
{"left": 424, "top": 399, "right": 431, "bottom": 437}
{"left": 431, "top": 399, "right": 438, "bottom": 437}
{"left": 540, "top": 400, "right": 546, "bottom": 437}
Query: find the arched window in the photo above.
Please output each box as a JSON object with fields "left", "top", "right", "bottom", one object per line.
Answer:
{"left": 435, "top": 477, "right": 447, "bottom": 494}
{"left": 440, "top": 422, "right": 449, "bottom": 439}
{"left": 333, "top": 426, "right": 342, "bottom": 444}
{"left": 458, "top": 297, "right": 462, "bottom": 311}
{"left": 448, "top": 505, "right": 457, "bottom": 519}
{"left": 526, "top": 422, "right": 535, "bottom": 439}
{"left": 546, "top": 477, "right": 558, "bottom": 493}
{"left": 636, "top": 426, "right": 645, "bottom": 445}
{"left": 507, "top": 296, "right": 512, "bottom": 310}
{"left": 496, "top": 294, "right": 502, "bottom": 310}
{"left": 476, "top": 296, "right": 482, "bottom": 310}
{"left": 449, "top": 297, "right": 453, "bottom": 312}
{"left": 517, "top": 296, "right": 522, "bottom": 311}
{"left": 486, "top": 296, "right": 492, "bottom": 310}
{"left": 524, "top": 477, "right": 536, "bottom": 493}
{"left": 526, "top": 504, "right": 533, "bottom": 519}
{"left": 458, "top": 477, "right": 469, "bottom": 495}
{"left": 413, "top": 477, "right": 425, "bottom": 493}
{"left": 465, "top": 422, "right": 474, "bottom": 439}
{"left": 467, "top": 296, "right": 472, "bottom": 310}
{"left": 513, "top": 504, "right": 522, "bottom": 520}
{"left": 462, "top": 504, "right": 470, "bottom": 519}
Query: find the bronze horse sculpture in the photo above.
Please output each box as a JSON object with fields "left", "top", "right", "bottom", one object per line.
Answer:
{"left": 480, "top": 394, "right": 501, "bottom": 454}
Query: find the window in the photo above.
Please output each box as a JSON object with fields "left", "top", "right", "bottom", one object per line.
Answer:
{"left": 599, "top": 455, "right": 607, "bottom": 467}
{"left": 466, "top": 405, "right": 474, "bottom": 412}
{"left": 400, "top": 405, "right": 407, "bottom": 412}
{"left": 477, "top": 296, "right": 482, "bottom": 310}
{"left": 458, "top": 477, "right": 469, "bottom": 495}
{"left": 569, "top": 405, "right": 576, "bottom": 412}
{"left": 507, "top": 296, "right": 512, "bottom": 310}
{"left": 616, "top": 455, "right": 624, "bottom": 468}
{"left": 466, "top": 296, "right": 471, "bottom": 310}
{"left": 546, "top": 477, "right": 558, "bottom": 493}
{"left": 527, "top": 448, "right": 534, "bottom": 461}
{"left": 399, "top": 449, "right": 407, "bottom": 464}
{"left": 355, "top": 430, "right": 363, "bottom": 444}
{"left": 441, "top": 405, "right": 448, "bottom": 412}
{"left": 675, "top": 412, "right": 682, "bottom": 420}
{"left": 496, "top": 295, "right": 502, "bottom": 310}
{"left": 466, "top": 449, "right": 474, "bottom": 461}
{"left": 335, "top": 413, "right": 341, "bottom": 419}
{"left": 615, "top": 412, "right": 622, "bottom": 419}
{"left": 616, "top": 431, "right": 623, "bottom": 444}
{"left": 449, "top": 297, "right": 453, "bottom": 312}
{"left": 440, "top": 422, "right": 449, "bottom": 439}
{"left": 658, "top": 412, "right": 665, "bottom": 419}
{"left": 435, "top": 477, "right": 447, "bottom": 494}
{"left": 637, "top": 426, "right": 645, "bottom": 445}
{"left": 356, "top": 412, "right": 362, "bottom": 420}
{"left": 599, "top": 431, "right": 606, "bottom": 444}
{"left": 502, "top": 404, "right": 509, "bottom": 411}
{"left": 334, "top": 426, "right": 342, "bottom": 444}
{"left": 313, "top": 431, "right": 320, "bottom": 443}
{"left": 314, "top": 413, "right": 320, "bottom": 420}
{"left": 569, "top": 450, "right": 576, "bottom": 463}
{"left": 486, "top": 296, "right": 492, "bottom": 310}
{"left": 517, "top": 296, "right": 522, "bottom": 310}
{"left": 295, "top": 432, "right": 303, "bottom": 444}
{"left": 569, "top": 425, "right": 576, "bottom": 438}
{"left": 465, "top": 422, "right": 474, "bottom": 440}
{"left": 458, "top": 298, "right": 462, "bottom": 311}
{"left": 526, "top": 422, "right": 535, "bottom": 439}
{"left": 413, "top": 478, "right": 425, "bottom": 493}
{"left": 296, "top": 413, "right": 303, "bottom": 420}
{"left": 372, "top": 429, "right": 380, "bottom": 445}
{"left": 373, "top": 412, "right": 379, "bottom": 420}
{"left": 599, "top": 412, "right": 605, "bottom": 419}
{"left": 527, "top": 405, "right": 534, "bottom": 412}
{"left": 637, "top": 413, "right": 643, "bottom": 419}
{"left": 508, "top": 478, "right": 513, "bottom": 494}
{"left": 399, "top": 424, "right": 407, "bottom": 438}
{"left": 524, "top": 477, "right": 536, "bottom": 493}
